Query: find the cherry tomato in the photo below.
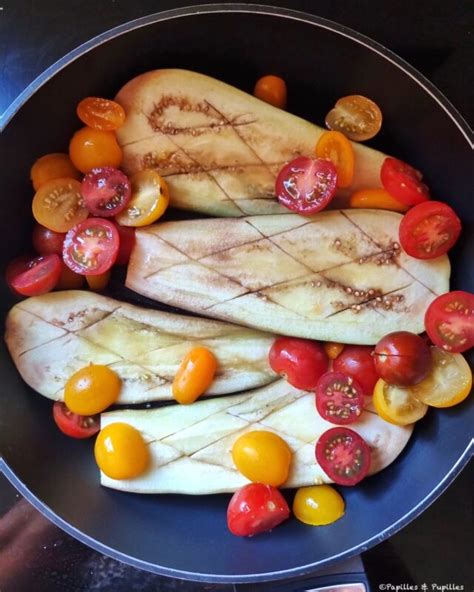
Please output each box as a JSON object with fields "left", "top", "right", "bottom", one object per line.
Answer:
{"left": 268, "top": 337, "right": 329, "bottom": 390}
{"left": 55, "top": 262, "right": 85, "bottom": 290}
{"left": 77, "top": 97, "right": 126, "bottom": 131}
{"left": 95, "top": 422, "right": 150, "bottom": 480}
{"left": 231, "top": 430, "right": 292, "bottom": 487}
{"left": 86, "top": 270, "right": 111, "bottom": 291}
{"left": 52, "top": 401, "right": 99, "bottom": 439}
{"left": 64, "top": 364, "right": 121, "bottom": 415}
{"left": 275, "top": 157, "right": 337, "bottom": 215}
{"left": 32, "top": 224, "right": 65, "bottom": 255}
{"left": 410, "top": 347, "right": 472, "bottom": 408}
{"left": 374, "top": 331, "right": 432, "bottom": 386}
{"left": 115, "top": 170, "right": 169, "bottom": 227}
{"left": 349, "top": 188, "right": 409, "bottom": 213}
{"left": 380, "top": 157, "right": 430, "bottom": 206}
{"left": 315, "top": 372, "right": 364, "bottom": 425}
{"left": 63, "top": 218, "right": 119, "bottom": 276}
{"left": 424, "top": 291, "right": 474, "bottom": 353}
{"left": 113, "top": 223, "right": 136, "bottom": 265}
{"left": 399, "top": 201, "right": 461, "bottom": 260}
{"left": 315, "top": 131, "right": 355, "bottom": 188}
{"left": 253, "top": 75, "right": 287, "bottom": 109}
{"left": 6, "top": 254, "right": 61, "bottom": 297}
{"left": 32, "top": 178, "right": 88, "bottom": 233}
{"left": 333, "top": 345, "right": 378, "bottom": 396}
{"left": 69, "top": 127, "right": 122, "bottom": 173}
{"left": 293, "top": 485, "right": 345, "bottom": 526}
{"left": 30, "top": 153, "right": 81, "bottom": 191}
{"left": 324, "top": 342, "right": 345, "bottom": 360}
{"left": 81, "top": 167, "right": 131, "bottom": 217}
{"left": 373, "top": 379, "right": 428, "bottom": 425}
{"left": 227, "top": 483, "right": 290, "bottom": 537}
{"left": 316, "top": 427, "right": 370, "bottom": 486}
{"left": 325, "top": 95, "right": 382, "bottom": 141}
{"left": 172, "top": 347, "right": 217, "bottom": 404}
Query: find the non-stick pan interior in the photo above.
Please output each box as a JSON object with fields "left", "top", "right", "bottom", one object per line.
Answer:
{"left": 0, "top": 7, "right": 472, "bottom": 582}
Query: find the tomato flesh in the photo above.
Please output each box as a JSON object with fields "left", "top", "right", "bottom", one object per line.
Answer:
{"left": 325, "top": 95, "right": 382, "bottom": 142}
{"left": 315, "top": 427, "right": 370, "bottom": 486}
{"left": 374, "top": 331, "right": 432, "bottom": 386}
{"left": 315, "top": 372, "right": 364, "bottom": 425}
{"left": 32, "top": 224, "right": 65, "bottom": 255}
{"left": 424, "top": 291, "right": 474, "bottom": 353}
{"left": 7, "top": 254, "right": 62, "bottom": 296}
{"left": 32, "top": 177, "right": 88, "bottom": 233}
{"left": 373, "top": 379, "right": 428, "bottom": 426}
{"left": 77, "top": 97, "right": 126, "bottom": 131}
{"left": 115, "top": 170, "right": 169, "bottom": 227}
{"left": 53, "top": 401, "right": 99, "bottom": 439}
{"left": 63, "top": 218, "right": 119, "bottom": 275}
{"left": 81, "top": 167, "right": 131, "bottom": 217}
{"left": 381, "top": 157, "right": 430, "bottom": 206}
{"left": 333, "top": 345, "right": 378, "bottom": 396}
{"left": 275, "top": 157, "right": 337, "bottom": 215}
{"left": 227, "top": 483, "right": 290, "bottom": 537}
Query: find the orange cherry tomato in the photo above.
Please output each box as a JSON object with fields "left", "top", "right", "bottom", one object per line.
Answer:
{"left": 32, "top": 177, "right": 88, "bottom": 233}
{"left": 69, "top": 127, "right": 122, "bottom": 173}
{"left": 172, "top": 347, "right": 217, "bottom": 404}
{"left": 30, "top": 153, "right": 81, "bottom": 191}
{"left": 323, "top": 342, "right": 345, "bottom": 360}
{"left": 77, "top": 97, "right": 126, "bottom": 131}
{"left": 86, "top": 270, "right": 111, "bottom": 291}
{"left": 55, "top": 262, "right": 85, "bottom": 290}
{"left": 315, "top": 131, "right": 355, "bottom": 188}
{"left": 95, "top": 422, "right": 149, "bottom": 480}
{"left": 64, "top": 364, "right": 121, "bottom": 415}
{"left": 254, "top": 75, "right": 287, "bottom": 109}
{"left": 325, "top": 95, "right": 382, "bottom": 141}
{"left": 350, "top": 188, "right": 409, "bottom": 213}
{"left": 115, "top": 170, "right": 169, "bottom": 227}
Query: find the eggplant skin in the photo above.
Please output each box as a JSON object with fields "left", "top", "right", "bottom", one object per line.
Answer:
{"left": 115, "top": 69, "right": 387, "bottom": 217}
{"left": 100, "top": 380, "right": 414, "bottom": 494}
{"left": 4, "top": 291, "right": 276, "bottom": 404}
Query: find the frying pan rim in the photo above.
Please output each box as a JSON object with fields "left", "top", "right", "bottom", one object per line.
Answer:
{"left": 0, "top": 2, "right": 473, "bottom": 583}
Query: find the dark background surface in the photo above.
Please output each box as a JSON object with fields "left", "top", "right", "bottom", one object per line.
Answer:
{"left": 0, "top": 1, "right": 473, "bottom": 591}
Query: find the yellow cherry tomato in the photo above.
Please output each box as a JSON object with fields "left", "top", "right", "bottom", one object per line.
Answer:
{"left": 172, "top": 347, "right": 217, "bottom": 404}
{"left": 30, "top": 153, "right": 81, "bottom": 191}
{"left": 95, "top": 423, "right": 149, "bottom": 480}
{"left": 115, "top": 170, "right": 169, "bottom": 227}
{"left": 64, "top": 364, "right": 121, "bottom": 415}
{"left": 293, "top": 485, "right": 345, "bottom": 526}
{"left": 373, "top": 378, "right": 428, "bottom": 426}
{"left": 86, "top": 270, "right": 111, "bottom": 291}
{"left": 315, "top": 131, "right": 355, "bottom": 188}
{"left": 69, "top": 126, "right": 122, "bottom": 173}
{"left": 324, "top": 342, "right": 345, "bottom": 360}
{"left": 350, "top": 188, "right": 409, "bottom": 213}
{"left": 254, "top": 75, "right": 287, "bottom": 109}
{"left": 231, "top": 430, "right": 292, "bottom": 487}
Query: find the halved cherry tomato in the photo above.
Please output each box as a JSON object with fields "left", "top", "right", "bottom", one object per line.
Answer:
{"left": 315, "top": 372, "right": 364, "bottom": 425}
{"left": 315, "top": 131, "right": 354, "bottom": 188}
{"left": 6, "top": 254, "right": 62, "bottom": 296}
{"left": 324, "top": 342, "right": 345, "bottom": 360}
{"left": 32, "top": 178, "right": 88, "bottom": 233}
{"left": 325, "top": 95, "right": 382, "bottom": 141}
{"left": 333, "top": 345, "right": 378, "bottom": 396}
{"left": 94, "top": 422, "right": 149, "bottom": 480}
{"left": 63, "top": 218, "right": 119, "bottom": 275}
{"left": 253, "top": 75, "right": 287, "bottom": 109}
{"left": 232, "top": 430, "right": 292, "bottom": 487}
{"left": 86, "top": 270, "right": 111, "bottom": 291}
{"left": 268, "top": 337, "right": 329, "bottom": 390}
{"left": 410, "top": 347, "right": 472, "bottom": 408}
{"left": 115, "top": 170, "right": 169, "bottom": 227}
{"left": 275, "top": 157, "right": 337, "bottom": 215}
{"left": 30, "top": 153, "right": 81, "bottom": 191}
{"left": 53, "top": 401, "right": 99, "bottom": 439}
{"left": 315, "top": 427, "right": 370, "bottom": 486}
{"left": 55, "top": 262, "right": 85, "bottom": 290}
{"left": 424, "top": 291, "right": 474, "bottom": 353}
{"left": 64, "top": 364, "right": 121, "bottom": 415}
{"left": 77, "top": 97, "right": 126, "bottom": 131}
{"left": 113, "top": 223, "right": 136, "bottom": 265}
{"left": 32, "top": 224, "right": 65, "bottom": 255}
{"left": 373, "top": 378, "right": 428, "bottom": 425}
{"left": 227, "top": 483, "right": 290, "bottom": 537}
{"left": 381, "top": 157, "right": 430, "bottom": 206}
{"left": 172, "top": 347, "right": 217, "bottom": 404}
{"left": 399, "top": 201, "right": 462, "bottom": 260}
{"left": 293, "top": 485, "right": 345, "bottom": 526}
{"left": 350, "top": 188, "right": 409, "bottom": 213}
{"left": 81, "top": 167, "right": 131, "bottom": 217}
{"left": 374, "top": 331, "right": 432, "bottom": 386}
{"left": 69, "top": 127, "right": 122, "bottom": 173}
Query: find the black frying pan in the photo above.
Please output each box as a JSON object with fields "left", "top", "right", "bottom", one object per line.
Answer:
{"left": 0, "top": 4, "right": 472, "bottom": 584}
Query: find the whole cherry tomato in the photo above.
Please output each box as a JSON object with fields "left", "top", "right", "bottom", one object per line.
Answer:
{"left": 32, "top": 224, "right": 65, "bottom": 255}
{"left": 64, "top": 364, "right": 121, "bottom": 415}
{"left": 95, "top": 422, "right": 149, "bottom": 480}
{"left": 69, "top": 127, "right": 122, "bottom": 173}
{"left": 172, "top": 347, "right": 217, "bottom": 404}
{"left": 293, "top": 485, "right": 345, "bottom": 526}
{"left": 253, "top": 75, "right": 287, "bottom": 109}
{"left": 333, "top": 345, "right": 378, "bottom": 396}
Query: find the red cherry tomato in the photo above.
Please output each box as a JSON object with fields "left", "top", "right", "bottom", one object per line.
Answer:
{"left": 399, "top": 201, "right": 461, "bottom": 260}
{"left": 55, "top": 262, "right": 85, "bottom": 290}
{"left": 315, "top": 427, "right": 371, "bottom": 486}
{"left": 268, "top": 337, "right": 329, "bottom": 390}
{"left": 380, "top": 157, "right": 430, "bottom": 206}
{"left": 113, "top": 223, "right": 136, "bottom": 265}
{"left": 52, "top": 401, "right": 99, "bottom": 439}
{"left": 275, "top": 156, "right": 337, "bottom": 215}
{"left": 63, "top": 218, "right": 119, "bottom": 276}
{"left": 81, "top": 167, "right": 131, "bottom": 217}
{"left": 6, "top": 254, "right": 62, "bottom": 296}
{"left": 374, "top": 331, "right": 432, "bottom": 386}
{"left": 315, "top": 372, "right": 364, "bottom": 425}
{"left": 333, "top": 345, "right": 378, "bottom": 396}
{"left": 424, "top": 291, "right": 474, "bottom": 353}
{"left": 32, "top": 224, "right": 66, "bottom": 255}
{"left": 227, "top": 483, "right": 290, "bottom": 537}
